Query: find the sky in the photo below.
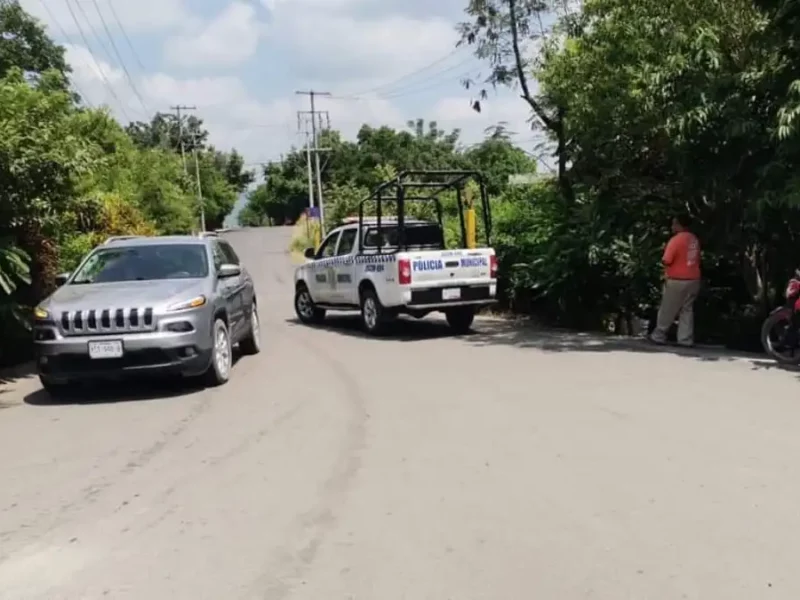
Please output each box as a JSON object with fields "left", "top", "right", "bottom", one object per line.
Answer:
{"left": 20, "top": 0, "right": 541, "bottom": 168}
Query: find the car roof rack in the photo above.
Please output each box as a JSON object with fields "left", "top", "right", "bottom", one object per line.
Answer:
{"left": 197, "top": 231, "right": 219, "bottom": 237}
{"left": 103, "top": 235, "right": 144, "bottom": 244}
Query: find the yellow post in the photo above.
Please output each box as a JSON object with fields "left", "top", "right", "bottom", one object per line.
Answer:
{"left": 464, "top": 187, "right": 476, "bottom": 249}
{"left": 313, "top": 220, "right": 321, "bottom": 249}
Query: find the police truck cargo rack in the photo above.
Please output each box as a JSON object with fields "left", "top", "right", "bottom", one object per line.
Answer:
{"left": 293, "top": 170, "right": 498, "bottom": 336}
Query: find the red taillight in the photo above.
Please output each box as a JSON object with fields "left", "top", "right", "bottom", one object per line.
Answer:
{"left": 398, "top": 259, "right": 411, "bottom": 284}
{"left": 490, "top": 255, "right": 498, "bottom": 279}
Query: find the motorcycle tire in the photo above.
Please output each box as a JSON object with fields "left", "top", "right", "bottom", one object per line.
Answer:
{"left": 760, "top": 309, "right": 800, "bottom": 365}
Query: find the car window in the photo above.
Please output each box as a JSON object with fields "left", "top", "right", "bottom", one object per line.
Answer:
{"left": 219, "top": 241, "right": 240, "bottom": 265}
{"left": 71, "top": 244, "right": 209, "bottom": 283}
{"left": 211, "top": 241, "right": 226, "bottom": 270}
{"left": 336, "top": 228, "right": 357, "bottom": 255}
{"left": 363, "top": 223, "right": 444, "bottom": 249}
{"left": 316, "top": 231, "right": 340, "bottom": 259}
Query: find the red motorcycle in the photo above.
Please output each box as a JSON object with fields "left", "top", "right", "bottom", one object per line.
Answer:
{"left": 761, "top": 269, "right": 800, "bottom": 364}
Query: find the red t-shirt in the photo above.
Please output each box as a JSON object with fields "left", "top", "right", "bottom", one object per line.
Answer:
{"left": 663, "top": 231, "right": 701, "bottom": 280}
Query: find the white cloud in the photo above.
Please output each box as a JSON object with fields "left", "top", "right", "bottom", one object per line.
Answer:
{"left": 163, "top": 2, "right": 266, "bottom": 68}
{"left": 261, "top": 0, "right": 371, "bottom": 10}
{"left": 20, "top": 0, "right": 190, "bottom": 36}
{"left": 63, "top": 33, "right": 535, "bottom": 177}
{"left": 277, "top": 14, "right": 458, "bottom": 83}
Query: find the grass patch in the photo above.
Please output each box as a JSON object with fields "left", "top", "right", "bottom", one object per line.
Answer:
{"left": 288, "top": 215, "right": 321, "bottom": 255}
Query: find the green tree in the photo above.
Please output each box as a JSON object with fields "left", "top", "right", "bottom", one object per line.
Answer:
{"left": 0, "top": 1, "right": 69, "bottom": 82}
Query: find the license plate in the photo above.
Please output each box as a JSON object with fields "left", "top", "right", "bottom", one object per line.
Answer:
{"left": 442, "top": 288, "right": 461, "bottom": 300}
{"left": 88, "top": 340, "right": 123, "bottom": 359}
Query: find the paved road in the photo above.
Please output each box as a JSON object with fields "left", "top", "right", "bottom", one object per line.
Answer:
{"left": 1, "top": 227, "right": 800, "bottom": 599}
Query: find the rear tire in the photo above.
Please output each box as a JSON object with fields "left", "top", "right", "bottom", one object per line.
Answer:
{"left": 39, "top": 376, "right": 75, "bottom": 399}
{"left": 761, "top": 310, "right": 800, "bottom": 364}
{"left": 294, "top": 284, "right": 325, "bottom": 324}
{"left": 203, "top": 318, "right": 232, "bottom": 386}
{"left": 446, "top": 306, "right": 475, "bottom": 334}
{"left": 239, "top": 304, "right": 261, "bottom": 355}
{"left": 360, "top": 287, "right": 387, "bottom": 336}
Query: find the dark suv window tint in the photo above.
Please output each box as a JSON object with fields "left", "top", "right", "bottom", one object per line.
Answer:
{"left": 220, "top": 241, "right": 240, "bottom": 265}
{"left": 71, "top": 244, "right": 209, "bottom": 283}
{"left": 363, "top": 223, "right": 444, "bottom": 248}
{"left": 211, "top": 241, "right": 226, "bottom": 270}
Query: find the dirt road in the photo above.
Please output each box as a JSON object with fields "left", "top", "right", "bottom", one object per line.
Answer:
{"left": 1, "top": 227, "right": 799, "bottom": 599}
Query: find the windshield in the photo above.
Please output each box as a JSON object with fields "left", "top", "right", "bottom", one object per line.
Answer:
{"left": 363, "top": 224, "right": 444, "bottom": 249}
{"left": 71, "top": 244, "right": 209, "bottom": 284}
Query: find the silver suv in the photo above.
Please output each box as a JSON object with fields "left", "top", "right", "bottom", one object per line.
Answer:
{"left": 32, "top": 235, "right": 260, "bottom": 396}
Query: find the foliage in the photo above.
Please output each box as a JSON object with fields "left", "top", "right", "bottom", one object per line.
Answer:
{"left": 0, "top": 2, "right": 255, "bottom": 366}
{"left": 241, "top": 120, "right": 535, "bottom": 227}
{"left": 0, "top": 1, "right": 70, "bottom": 83}
{"left": 451, "top": 0, "right": 800, "bottom": 346}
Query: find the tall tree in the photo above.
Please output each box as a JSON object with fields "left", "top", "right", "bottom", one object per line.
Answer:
{"left": 457, "top": 0, "right": 576, "bottom": 201}
{"left": 0, "top": 1, "right": 70, "bottom": 81}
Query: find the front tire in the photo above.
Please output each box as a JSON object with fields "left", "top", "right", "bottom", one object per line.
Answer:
{"left": 239, "top": 304, "right": 261, "bottom": 355}
{"left": 204, "top": 318, "right": 232, "bottom": 386}
{"left": 761, "top": 309, "right": 800, "bottom": 364}
{"left": 360, "top": 287, "right": 387, "bottom": 335}
{"left": 294, "top": 284, "right": 325, "bottom": 324}
{"left": 446, "top": 306, "right": 475, "bottom": 334}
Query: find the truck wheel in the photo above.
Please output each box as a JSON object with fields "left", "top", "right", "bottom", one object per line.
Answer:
{"left": 239, "top": 304, "right": 261, "bottom": 355}
{"left": 445, "top": 306, "right": 475, "bottom": 334}
{"left": 360, "top": 288, "right": 387, "bottom": 335}
{"left": 294, "top": 284, "right": 325, "bottom": 324}
{"left": 203, "top": 318, "right": 232, "bottom": 386}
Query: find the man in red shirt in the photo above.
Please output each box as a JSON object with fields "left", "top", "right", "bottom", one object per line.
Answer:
{"left": 649, "top": 213, "right": 701, "bottom": 346}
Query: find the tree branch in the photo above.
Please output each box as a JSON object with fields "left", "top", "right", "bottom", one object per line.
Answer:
{"left": 508, "top": 0, "right": 556, "bottom": 131}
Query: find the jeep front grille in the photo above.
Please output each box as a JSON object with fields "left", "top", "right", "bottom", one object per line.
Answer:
{"left": 59, "top": 307, "right": 156, "bottom": 336}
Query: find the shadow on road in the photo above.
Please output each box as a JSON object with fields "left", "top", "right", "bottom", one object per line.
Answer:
{"left": 23, "top": 377, "right": 206, "bottom": 406}
{"left": 287, "top": 314, "right": 791, "bottom": 373}
{"left": 285, "top": 315, "right": 461, "bottom": 342}
{"left": 22, "top": 352, "right": 243, "bottom": 406}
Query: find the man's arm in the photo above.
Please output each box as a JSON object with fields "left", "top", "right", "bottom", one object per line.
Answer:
{"left": 662, "top": 235, "right": 677, "bottom": 266}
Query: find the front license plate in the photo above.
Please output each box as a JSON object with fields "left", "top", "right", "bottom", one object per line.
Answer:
{"left": 442, "top": 288, "right": 461, "bottom": 300}
{"left": 88, "top": 340, "right": 123, "bottom": 359}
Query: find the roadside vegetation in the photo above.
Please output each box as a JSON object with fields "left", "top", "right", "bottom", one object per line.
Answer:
{"left": 243, "top": 0, "right": 800, "bottom": 351}
{"left": 0, "top": 2, "right": 254, "bottom": 366}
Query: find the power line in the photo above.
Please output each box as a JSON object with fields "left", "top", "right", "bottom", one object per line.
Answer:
{"left": 170, "top": 104, "right": 195, "bottom": 174}
{"left": 171, "top": 105, "right": 206, "bottom": 232}
{"left": 34, "top": 0, "right": 94, "bottom": 107}
{"left": 106, "top": 0, "right": 148, "bottom": 73}
{"left": 88, "top": 0, "right": 149, "bottom": 114}
{"left": 63, "top": 0, "right": 131, "bottom": 121}
{"left": 341, "top": 47, "right": 466, "bottom": 98}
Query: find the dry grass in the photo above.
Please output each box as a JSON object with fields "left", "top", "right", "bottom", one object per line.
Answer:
{"left": 288, "top": 215, "right": 320, "bottom": 255}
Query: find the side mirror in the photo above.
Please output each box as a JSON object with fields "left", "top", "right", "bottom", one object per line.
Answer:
{"left": 218, "top": 263, "right": 241, "bottom": 278}
{"left": 55, "top": 272, "right": 70, "bottom": 286}
{"left": 303, "top": 247, "right": 315, "bottom": 259}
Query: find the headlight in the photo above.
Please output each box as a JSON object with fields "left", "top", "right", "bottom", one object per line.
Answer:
{"left": 33, "top": 307, "right": 50, "bottom": 320}
{"left": 167, "top": 295, "right": 207, "bottom": 312}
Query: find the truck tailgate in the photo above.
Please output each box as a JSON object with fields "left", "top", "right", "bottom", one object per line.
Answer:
{"left": 404, "top": 248, "right": 494, "bottom": 286}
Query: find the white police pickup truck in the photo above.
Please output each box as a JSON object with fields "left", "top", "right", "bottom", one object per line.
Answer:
{"left": 293, "top": 218, "right": 497, "bottom": 335}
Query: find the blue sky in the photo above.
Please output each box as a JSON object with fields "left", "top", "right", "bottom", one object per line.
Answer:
{"left": 22, "top": 0, "right": 537, "bottom": 172}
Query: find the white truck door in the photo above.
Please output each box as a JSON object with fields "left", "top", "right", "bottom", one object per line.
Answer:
{"left": 309, "top": 229, "right": 340, "bottom": 303}
{"left": 331, "top": 227, "right": 358, "bottom": 305}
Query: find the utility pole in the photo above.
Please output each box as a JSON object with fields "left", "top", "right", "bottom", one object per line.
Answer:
{"left": 295, "top": 90, "right": 331, "bottom": 230}
{"left": 171, "top": 105, "right": 204, "bottom": 231}
{"left": 170, "top": 104, "right": 195, "bottom": 174}
{"left": 297, "top": 115, "right": 314, "bottom": 212}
